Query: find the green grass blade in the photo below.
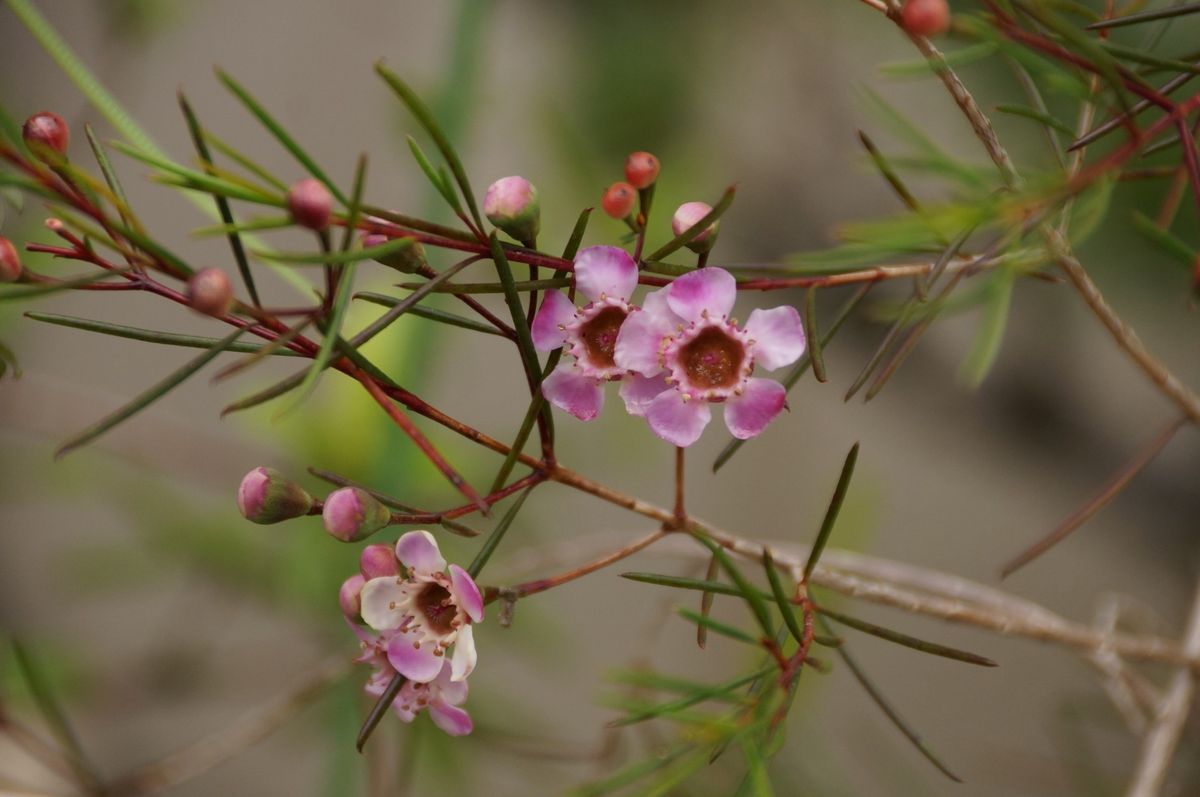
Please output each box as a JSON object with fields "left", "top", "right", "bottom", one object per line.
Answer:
{"left": 56, "top": 326, "right": 245, "bottom": 458}
{"left": 178, "top": 91, "right": 260, "bottom": 306}
{"left": 215, "top": 68, "right": 347, "bottom": 205}
{"left": 803, "top": 443, "right": 859, "bottom": 582}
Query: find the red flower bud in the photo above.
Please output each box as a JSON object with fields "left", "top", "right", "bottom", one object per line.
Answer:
{"left": 22, "top": 111, "right": 69, "bottom": 159}
{"left": 187, "top": 267, "right": 234, "bottom": 317}
{"left": 323, "top": 487, "right": 392, "bottom": 543}
{"left": 624, "top": 151, "right": 660, "bottom": 190}
{"left": 360, "top": 543, "right": 400, "bottom": 579}
{"left": 237, "top": 467, "right": 315, "bottom": 524}
{"left": 0, "top": 237, "right": 22, "bottom": 283}
{"left": 901, "top": 0, "right": 950, "bottom": 37}
{"left": 601, "top": 182, "right": 637, "bottom": 220}
{"left": 287, "top": 178, "right": 333, "bottom": 231}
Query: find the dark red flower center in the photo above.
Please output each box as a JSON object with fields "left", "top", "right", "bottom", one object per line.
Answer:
{"left": 681, "top": 327, "right": 744, "bottom": 389}
{"left": 579, "top": 306, "right": 627, "bottom": 367}
{"left": 416, "top": 583, "right": 455, "bottom": 634}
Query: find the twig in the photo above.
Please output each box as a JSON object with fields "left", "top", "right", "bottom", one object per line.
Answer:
{"left": 108, "top": 656, "right": 348, "bottom": 797}
{"left": 1125, "top": 577, "right": 1200, "bottom": 797}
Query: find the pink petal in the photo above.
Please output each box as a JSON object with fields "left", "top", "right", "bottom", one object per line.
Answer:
{"left": 724, "top": 378, "right": 787, "bottom": 439}
{"left": 645, "top": 390, "right": 712, "bottom": 447}
{"left": 395, "top": 530, "right": 446, "bottom": 575}
{"left": 386, "top": 633, "right": 444, "bottom": 683}
{"left": 613, "top": 309, "right": 671, "bottom": 377}
{"left": 435, "top": 666, "right": 469, "bottom": 705}
{"left": 574, "top": 246, "right": 638, "bottom": 303}
{"left": 429, "top": 699, "right": 473, "bottom": 736}
{"left": 450, "top": 623, "right": 477, "bottom": 681}
{"left": 449, "top": 564, "right": 484, "bottom": 622}
{"left": 667, "top": 268, "right": 737, "bottom": 322}
{"left": 542, "top": 365, "right": 604, "bottom": 421}
{"left": 745, "top": 306, "right": 806, "bottom": 371}
{"left": 359, "top": 577, "right": 408, "bottom": 631}
{"left": 619, "top": 373, "right": 671, "bottom": 417}
{"left": 531, "top": 289, "right": 576, "bottom": 351}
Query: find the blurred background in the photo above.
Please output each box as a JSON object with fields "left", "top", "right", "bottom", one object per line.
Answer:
{"left": 1, "top": 1, "right": 1199, "bottom": 794}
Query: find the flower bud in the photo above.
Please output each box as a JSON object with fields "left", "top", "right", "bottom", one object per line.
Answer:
{"left": 0, "top": 237, "right": 22, "bottom": 283}
{"left": 323, "top": 487, "right": 391, "bottom": 543}
{"left": 671, "top": 202, "right": 719, "bottom": 254}
{"left": 901, "top": 0, "right": 950, "bottom": 37}
{"left": 237, "top": 467, "right": 315, "bottom": 524}
{"left": 187, "top": 267, "right": 234, "bottom": 317}
{"left": 601, "top": 182, "right": 637, "bottom": 220}
{"left": 287, "top": 178, "right": 333, "bottom": 231}
{"left": 22, "top": 111, "right": 69, "bottom": 159}
{"left": 362, "top": 232, "right": 427, "bottom": 274}
{"left": 339, "top": 574, "right": 366, "bottom": 619}
{"left": 360, "top": 543, "right": 400, "bottom": 579}
{"left": 484, "top": 176, "right": 540, "bottom": 245}
{"left": 624, "top": 151, "right": 660, "bottom": 190}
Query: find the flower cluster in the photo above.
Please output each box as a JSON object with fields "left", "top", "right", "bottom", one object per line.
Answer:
{"left": 340, "top": 531, "right": 483, "bottom": 736}
{"left": 533, "top": 248, "right": 806, "bottom": 447}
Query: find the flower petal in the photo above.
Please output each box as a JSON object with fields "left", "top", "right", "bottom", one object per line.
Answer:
{"left": 359, "top": 577, "right": 408, "bottom": 631}
{"left": 745, "top": 306, "right": 806, "bottom": 371}
{"left": 667, "top": 267, "right": 736, "bottom": 322}
{"left": 645, "top": 390, "right": 712, "bottom": 447}
{"left": 531, "top": 289, "right": 576, "bottom": 351}
{"left": 574, "top": 246, "right": 638, "bottom": 303}
{"left": 450, "top": 623, "right": 477, "bottom": 681}
{"left": 449, "top": 564, "right": 484, "bottom": 622}
{"left": 613, "top": 309, "right": 671, "bottom": 377}
{"left": 542, "top": 365, "right": 604, "bottom": 421}
{"left": 619, "top": 372, "right": 671, "bottom": 417}
{"left": 395, "top": 530, "right": 446, "bottom": 576}
{"left": 724, "top": 378, "right": 787, "bottom": 439}
{"left": 435, "top": 666, "right": 469, "bottom": 705}
{"left": 386, "top": 633, "right": 444, "bottom": 683}
{"left": 429, "top": 699, "right": 473, "bottom": 736}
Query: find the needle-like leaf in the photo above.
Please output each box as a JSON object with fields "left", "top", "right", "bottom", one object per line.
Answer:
{"left": 803, "top": 443, "right": 859, "bottom": 582}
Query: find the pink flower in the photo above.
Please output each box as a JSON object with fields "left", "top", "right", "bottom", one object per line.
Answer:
{"left": 531, "top": 245, "right": 645, "bottom": 421}
{"left": 358, "top": 531, "right": 483, "bottom": 684}
{"left": 365, "top": 659, "right": 473, "bottom": 736}
{"left": 613, "top": 267, "right": 806, "bottom": 447}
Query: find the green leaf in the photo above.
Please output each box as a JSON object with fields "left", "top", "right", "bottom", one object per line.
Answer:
{"left": 644, "top": 185, "right": 736, "bottom": 262}
{"left": 56, "top": 326, "right": 245, "bottom": 458}
{"left": 25, "top": 311, "right": 303, "bottom": 355}
{"left": 676, "top": 608, "right": 759, "bottom": 646}
{"left": 467, "top": 485, "right": 534, "bottom": 579}
{"left": 396, "top": 277, "right": 571, "bottom": 295}
{"left": 762, "top": 549, "right": 805, "bottom": 645}
{"left": 1067, "top": 174, "right": 1115, "bottom": 245}
{"left": 354, "top": 292, "right": 505, "bottom": 337}
{"left": 275, "top": 261, "right": 357, "bottom": 419}
{"left": 880, "top": 41, "right": 1000, "bottom": 78}
{"left": 570, "top": 746, "right": 690, "bottom": 796}
{"left": 201, "top": 129, "right": 290, "bottom": 193}
{"left": 178, "top": 91, "right": 260, "bottom": 306}
{"left": 609, "top": 667, "right": 768, "bottom": 727}
{"left": 215, "top": 68, "right": 348, "bottom": 205}
{"left": 1131, "top": 212, "right": 1197, "bottom": 269}
{"left": 694, "top": 534, "right": 774, "bottom": 639}
{"left": 803, "top": 443, "right": 860, "bottom": 582}
{"left": 488, "top": 232, "right": 543, "bottom": 395}
{"left": 1086, "top": 1, "right": 1200, "bottom": 29}
{"left": 819, "top": 605, "right": 996, "bottom": 667}
{"left": 803, "top": 287, "right": 826, "bottom": 382}
{"left": 193, "top": 216, "right": 294, "bottom": 237}
{"left": 623, "top": 571, "right": 745, "bottom": 597}
{"left": 407, "top": 135, "right": 463, "bottom": 216}
{"left": 353, "top": 255, "right": 482, "bottom": 345}
{"left": 82, "top": 123, "right": 136, "bottom": 229}
{"left": 994, "top": 103, "right": 1077, "bottom": 137}
{"left": 252, "top": 237, "right": 416, "bottom": 265}
{"left": 112, "top": 141, "right": 282, "bottom": 205}
{"left": 0, "top": 269, "right": 132, "bottom": 301}
{"left": 561, "top": 207, "right": 594, "bottom": 260}
{"left": 959, "top": 269, "right": 1014, "bottom": 388}
{"left": 375, "top": 63, "right": 482, "bottom": 228}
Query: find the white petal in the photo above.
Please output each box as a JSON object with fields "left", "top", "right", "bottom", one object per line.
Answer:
{"left": 450, "top": 623, "right": 477, "bottom": 682}
{"left": 359, "top": 577, "right": 408, "bottom": 631}
{"left": 745, "top": 306, "right": 806, "bottom": 371}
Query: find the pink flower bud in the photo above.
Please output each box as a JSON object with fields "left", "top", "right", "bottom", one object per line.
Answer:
{"left": 360, "top": 543, "right": 400, "bottom": 578}
{"left": 671, "top": 202, "right": 719, "bottom": 254}
{"left": 901, "top": 0, "right": 950, "bottom": 37}
{"left": 624, "top": 152, "right": 660, "bottom": 190}
{"left": 187, "top": 267, "right": 234, "bottom": 317}
{"left": 339, "top": 574, "right": 366, "bottom": 619}
{"left": 0, "top": 237, "right": 22, "bottom": 283}
{"left": 484, "top": 176, "right": 540, "bottom": 245}
{"left": 601, "top": 182, "right": 637, "bottom": 220}
{"left": 22, "top": 111, "right": 69, "bottom": 159}
{"left": 322, "top": 487, "right": 392, "bottom": 543}
{"left": 362, "top": 232, "right": 427, "bottom": 274}
{"left": 237, "top": 467, "right": 315, "bottom": 524}
{"left": 287, "top": 178, "right": 333, "bottom": 231}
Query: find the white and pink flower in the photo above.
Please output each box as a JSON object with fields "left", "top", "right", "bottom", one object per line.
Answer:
{"left": 365, "top": 659, "right": 473, "bottom": 736}
{"left": 613, "top": 267, "right": 806, "bottom": 447}
{"left": 531, "top": 245, "right": 644, "bottom": 421}
{"left": 357, "top": 530, "right": 484, "bottom": 684}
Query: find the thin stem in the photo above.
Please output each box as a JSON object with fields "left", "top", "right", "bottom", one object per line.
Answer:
{"left": 509, "top": 529, "right": 667, "bottom": 598}
{"left": 672, "top": 446, "right": 686, "bottom": 528}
